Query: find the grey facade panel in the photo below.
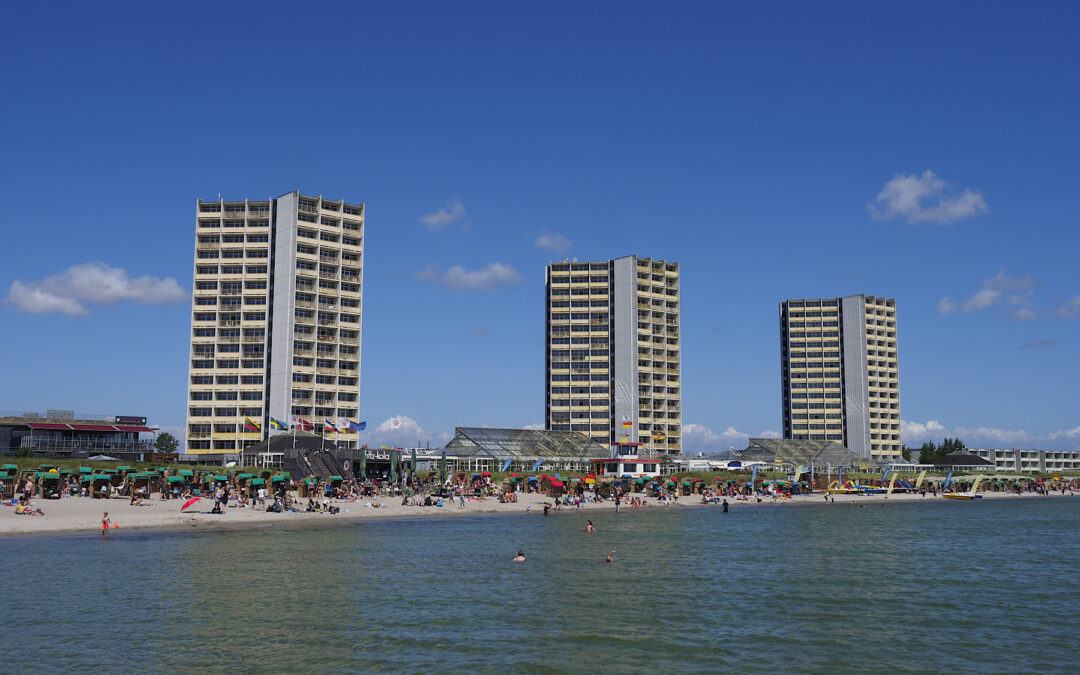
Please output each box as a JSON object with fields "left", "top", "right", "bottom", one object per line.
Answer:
{"left": 268, "top": 192, "right": 298, "bottom": 428}
{"left": 612, "top": 255, "right": 638, "bottom": 444}
{"left": 841, "top": 294, "right": 870, "bottom": 458}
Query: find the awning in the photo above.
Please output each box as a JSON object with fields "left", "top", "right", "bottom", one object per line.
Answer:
{"left": 115, "top": 425, "right": 153, "bottom": 433}
{"left": 27, "top": 423, "right": 73, "bottom": 430}
{"left": 72, "top": 424, "right": 121, "bottom": 432}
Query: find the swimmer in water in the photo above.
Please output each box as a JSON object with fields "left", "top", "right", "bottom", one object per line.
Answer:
{"left": 513, "top": 550, "right": 526, "bottom": 562}
{"left": 584, "top": 520, "right": 595, "bottom": 533}
{"left": 603, "top": 549, "right": 616, "bottom": 563}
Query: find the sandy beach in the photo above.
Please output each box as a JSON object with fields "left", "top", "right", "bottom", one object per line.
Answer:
{"left": 1, "top": 487, "right": 1067, "bottom": 538}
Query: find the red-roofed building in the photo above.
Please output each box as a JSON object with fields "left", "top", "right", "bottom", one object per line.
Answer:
{"left": 0, "top": 409, "right": 159, "bottom": 459}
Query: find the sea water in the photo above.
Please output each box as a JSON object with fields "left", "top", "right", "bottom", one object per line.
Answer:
{"left": 2, "top": 497, "right": 1078, "bottom": 673}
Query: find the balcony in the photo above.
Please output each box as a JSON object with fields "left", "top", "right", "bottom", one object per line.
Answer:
{"left": 319, "top": 271, "right": 338, "bottom": 280}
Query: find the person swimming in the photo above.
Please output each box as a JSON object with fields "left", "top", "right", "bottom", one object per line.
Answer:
{"left": 512, "top": 550, "right": 526, "bottom": 562}
{"left": 603, "top": 549, "right": 615, "bottom": 563}
{"left": 584, "top": 520, "right": 595, "bottom": 533}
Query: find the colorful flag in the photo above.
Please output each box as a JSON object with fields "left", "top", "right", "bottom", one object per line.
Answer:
{"left": 342, "top": 419, "right": 366, "bottom": 432}
{"left": 324, "top": 419, "right": 339, "bottom": 433}
{"left": 243, "top": 417, "right": 261, "bottom": 432}
{"left": 269, "top": 417, "right": 287, "bottom": 431}
{"left": 290, "top": 416, "right": 314, "bottom": 431}
{"left": 389, "top": 416, "right": 402, "bottom": 430}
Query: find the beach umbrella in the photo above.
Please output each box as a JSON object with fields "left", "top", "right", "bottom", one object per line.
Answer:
{"left": 358, "top": 448, "right": 367, "bottom": 479}
{"left": 181, "top": 496, "right": 202, "bottom": 511}
{"left": 411, "top": 449, "right": 418, "bottom": 476}
{"left": 439, "top": 452, "right": 447, "bottom": 483}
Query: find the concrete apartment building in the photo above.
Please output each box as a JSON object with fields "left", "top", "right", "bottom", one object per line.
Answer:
{"left": 545, "top": 256, "right": 682, "bottom": 455}
{"left": 969, "top": 448, "right": 1080, "bottom": 473}
{"left": 186, "top": 191, "right": 364, "bottom": 454}
{"left": 780, "top": 295, "right": 900, "bottom": 461}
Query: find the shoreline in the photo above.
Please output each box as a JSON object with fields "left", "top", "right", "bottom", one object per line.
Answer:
{"left": 2, "top": 488, "right": 1071, "bottom": 539}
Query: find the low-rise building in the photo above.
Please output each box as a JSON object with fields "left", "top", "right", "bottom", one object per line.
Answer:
{"left": 0, "top": 410, "right": 156, "bottom": 459}
{"left": 969, "top": 448, "right": 1080, "bottom": 473}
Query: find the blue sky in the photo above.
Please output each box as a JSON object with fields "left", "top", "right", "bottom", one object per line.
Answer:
{"left": 1, "top": 1, "right": 1077, "bottom": 451}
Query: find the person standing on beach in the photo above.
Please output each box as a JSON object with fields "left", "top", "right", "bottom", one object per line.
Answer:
{"left": 101, "top": 512, "right": 111, "bottom": 537}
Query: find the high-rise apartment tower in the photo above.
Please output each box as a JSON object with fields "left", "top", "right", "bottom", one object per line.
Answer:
{"left": 779, "top": 295, "right": 900, "bottom": 461}
{"left": 186, "top": 191, "right": 364, "bottom": 454}
{"left": 545, "top": 256, "right": 682, "bottom": 455}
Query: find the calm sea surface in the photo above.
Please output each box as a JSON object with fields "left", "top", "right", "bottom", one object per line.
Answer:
{"left": 3, "top": 497, "right": 1078, "bottom": 673}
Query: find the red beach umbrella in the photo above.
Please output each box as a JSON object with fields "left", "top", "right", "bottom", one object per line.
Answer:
{"left": 181, "top": 496, "right": 202, "bottom": 511}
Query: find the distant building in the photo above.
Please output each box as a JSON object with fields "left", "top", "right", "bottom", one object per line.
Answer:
{"left": 932, "top": 452, "right": 995, "bottom": 472}
{"left": 545, "top": 256, "right": 682, "bottom": 455}
{"left": 0, "top": 410, "right": 155, "bottom": 458}
{"left": 780, "top": 295, "right": 900, "bottom": 462}
{"left": 187, "top": 192, "right": 365, "bottom": 455}
{"left": 969, "top": 448, "right": 1080, "bottom": 473}
{"left": 445, "top": 427, "right": 609, "bottom": 473}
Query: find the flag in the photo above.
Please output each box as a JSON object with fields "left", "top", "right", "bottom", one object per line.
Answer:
{"left": 269, "top": 417, "right": 287, "bottom": 431}
{"left": 389, "top": 416, "right": 403, "bottom": 430}
{"left": 336, "top": 418, "right": 355, "bottom": 434}
{"left": 291, "top": 416, "right": 314, "bottom": 431}
{"left": 243, "top": 417, "right": 261, "bottom": 432}
{"left": 343, "top": 419, "right": 366, "bottom": 432}
{"left": 324, "top": 419, "right": 339, "bottom": 433}
{"left": 621, "top": 414, "right": 632, "bottom": 428}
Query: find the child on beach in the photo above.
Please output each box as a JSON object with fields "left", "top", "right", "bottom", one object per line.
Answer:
{"left": 101, "top": 512, "right": 111, "bottom": 536}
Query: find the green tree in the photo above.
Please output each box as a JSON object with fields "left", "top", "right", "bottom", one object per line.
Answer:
{"left": 901, "top": 445, "right": 912, "bottom": 461}
{"left": 154, "top": 432, "right": 179, "bottom": 454}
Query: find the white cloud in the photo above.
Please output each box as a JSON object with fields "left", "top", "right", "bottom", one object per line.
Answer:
{"left": 1049, "top": 426, "right": 1080, "bottom": 442}
{"left": 758, "top": 430, "right": 782, "bottom": 439}
{"left": 869, "top": 170, "right": 989, "bottom": 225}
{"left": 534, "top": 232, "right": 571, "bottom": 254}
{"left": 682, "top": 423, "right": 756, "bottom": 452}
{"left": 354, "top": 415, "right": 452, "bottom": 448}
{"left": 954, "top": 426, "right": 1032, "bottom": 445}
{"left": 938, "top": 270, "right": 1035, "bottom": 315}
{"left": 1055, "top": 295, "right": 1080, "bottom": 319}
{"left": 900, "top": 419, "right": 948, "bottom": 442}
{"left": 902, "top": 418, "right": 1032, "bottom": 446}
{"left": 418, "top": 199, "right": 467, "bottom": 231}
{"left": 523, "top": 423, "right": 545, "bottom": 430}
{"left": 415, "top": 262, "right": 522, "bottom": 291}
{"left": 4, "top": 262, "right": 188, "bottom": 317}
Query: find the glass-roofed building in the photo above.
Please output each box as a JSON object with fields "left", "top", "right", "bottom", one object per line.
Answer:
{"left": 736, "top": 438, "right": 877, "bottom": 471}
{"left": 445, "top": 427, "right": 609, "bottom": 473}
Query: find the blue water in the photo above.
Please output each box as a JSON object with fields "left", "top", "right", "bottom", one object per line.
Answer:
{"left": 3, "top": 497, "right": 1078, "bottom": 673}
